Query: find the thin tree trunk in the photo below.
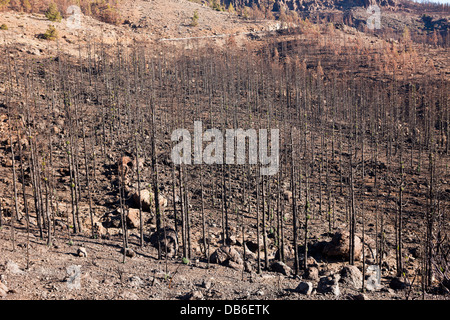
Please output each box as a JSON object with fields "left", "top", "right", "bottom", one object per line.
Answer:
{"left": 290, "top": 133, "right": 299, "bottom": 275}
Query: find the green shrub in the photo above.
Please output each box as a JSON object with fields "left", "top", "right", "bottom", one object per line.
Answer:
{"left": 89, "top": 2, "right": 122, "bottom": 25}
{"left": 0, "top": 23, "right": 7, "bottom": 30}
{"left": 190, "top": 10, "right": 199, "bottom": 27}
{"left": 210, "top": 0, "right": 224, "bottom": 11}
{"left": 45, "top": 3, "right": 62, "bottom": 22}
{"left": 22, "top": 0, "right": 31, "bottom": 13}
{"left": 42, "top": 25, "right": 58, "bottom": 40}
{"left": 0, "top": 0, "right": 10, "bottom": 9}
{"left": 228, "top": 3, "right": 235, "bottom": 14}
{"left": 100, "top": 4, "right": 122, "bottom": 25}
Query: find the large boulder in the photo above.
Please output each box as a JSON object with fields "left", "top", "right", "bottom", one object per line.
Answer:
{"left": 77, "top": 247, "right": 88, "bottom": 258}
{"left": 117, "top": 156, "right": 133, "bottom": 177}
{"left": 283, "top": 190, "right": 292, "bottom": 203}
{"left": 93, "top": 221, "right": 107, "bottom": 236}
{"left": 0, "top": 281, "right": 8, "bottom": 298}
{"left": 132, "top": 189, "right": 152, "bottom": 211}
{"left": 118, "top": 156, "right": 144, "bottom": 178}
{"left": 274, "top": 246, "right": 292, "bottom": 261}
{"left": 126, "top": 208, "right": 141, "bottom": 229}
{"left": 350, "top": 293, "right": 369, "bottom": 300}
{"left": 131, "top": 189, "right": 167, "bottom": 212}
{"left": 149, "top": 227, "right": 178, "bottom": 258}
{"left": 304, "top": 266, "right": 320, "bottom": 281}
{"left": 300, "top": 256, "right": 319, "bottom": 268}
{"left": 103, "top": 213, "right": 121, "bottom": 228}
{"left": 244, "top": 239, "right": 263, "bottom": 253}
{"left": 296, "top": 281, "right": 313, "bottom": 295}
{"left": 121, "top": 247, "right": 136, "bottom": 258}
{"left": 210, "top": 246, "right": 243, "bottom": 267}
{"left": 339, "top": 265, "right": 362, "bottom": 289}
{"left": 103, "top": 208, "right": 144, "bottom": 229}
{"left": 317, "top": 274, "right": 341, "bottom": 296}
{"left": 390, "top": 277, "right": 408, "bottom": 290}
{"left": 270, "top": 260, "right": 292, "bottom": 276}
{"left": 323, "top": 230, "right": 362, "bottom": 261}
{"left": 237, "top": 246, "right": 257, "bottom": 261}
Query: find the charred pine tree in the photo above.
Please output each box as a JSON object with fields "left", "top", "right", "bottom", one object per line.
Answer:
{"left": 150, "top": 108, "right": 163, "bottom": 259}
{"left": 179, "top": 164, "right": 187, "bottom": 259}
{"left": 256, "top": 165, "right": 262, "bottom": 274}
{"left": 200, "top": 163, "right": 208, "bottom": 262}
{"left": 81, "top": 119, "right": 95, "bottom": 239}
{"left": 290, "top": 132, "right": 299, "bottom": 275}
{"left": 261, "top": 176, "right": 269, "bottom": 270}
{"left": 9, "top": 129, "right": 19, "bottom": 251}
{"left": 276, "top": 158, "right": 285, "bottom": 263}
{"left": 18, "top": 131, "right": 30, "bottom": 267}
{"left": 425, "top": 149, "right": 436, "bottom": 288}
{"left": 171, "top": 149, "right": 178, "bottom": 238}
{"left": 396, "top": 138, "right": 405, "bottom": 277}
{"left": 183, "top": 165, "right": 191, "bottom": 259}
{"left": 349, "top": 156, "right": 356, "bottom": 265}
{"left": 134, "top": 133, "right": 144, "bottom": 247}
{"left": 304, "top": 168, "right": 310, "bottom": 271}
{"left": 118, "top": 163, "right": 128, "bottom": 263}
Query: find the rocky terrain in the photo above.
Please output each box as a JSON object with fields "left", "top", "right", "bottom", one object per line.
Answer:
{"left": 1, "top": 220, "right": 447, "bottom": 300}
